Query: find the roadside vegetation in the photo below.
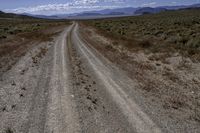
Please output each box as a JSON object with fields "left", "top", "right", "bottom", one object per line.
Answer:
{"left": 80, "top": 8, "right": 200, "bottom": 126}
{"left": 83, "top": 8, "right": 200, "bottom": 61}
{"left": 0, "top": 18, "right": 69, "bottom": 40}
{"left": 0, "top": 16, "right": 69, "bottom": 74}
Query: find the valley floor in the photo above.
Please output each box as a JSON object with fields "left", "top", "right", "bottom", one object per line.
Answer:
{"left": 0, "top": 22, "right": 199, "bottom": 133}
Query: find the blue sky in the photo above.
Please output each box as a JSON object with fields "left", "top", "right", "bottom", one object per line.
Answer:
{"left": 1, "top": 0, "right": 200, "bottom": 15}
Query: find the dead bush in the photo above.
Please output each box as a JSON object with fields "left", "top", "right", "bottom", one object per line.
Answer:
{"left": 139, "top": 40, "right": 152, "bottom": 48}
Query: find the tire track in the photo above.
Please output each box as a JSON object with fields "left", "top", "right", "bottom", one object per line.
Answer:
{"left": 44, "top": 24, "right": 80, "bottom": 133}
{"left": 70, "top": 23, "right": 162, "bottom": 133}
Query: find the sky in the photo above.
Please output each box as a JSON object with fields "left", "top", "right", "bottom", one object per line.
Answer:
{"left": 0, "top": 0, "right": 200, "bottom": 15}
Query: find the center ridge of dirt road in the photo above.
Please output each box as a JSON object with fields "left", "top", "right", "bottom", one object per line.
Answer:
{"left": 1, "top": 22, "right": 164, "bottom": 133}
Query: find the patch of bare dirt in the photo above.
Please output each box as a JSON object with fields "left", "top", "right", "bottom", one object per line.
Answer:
{"left": 0, "top": 25, "right": 65, "bottom": 76}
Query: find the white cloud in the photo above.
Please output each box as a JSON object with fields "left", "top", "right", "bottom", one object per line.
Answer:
{"left": 142, "top": 2, "right": 157, "bottom": 7}
{"left": 4, "top": 0, "right": 126, "bottom": 15}
{"left": 73, "top": 0, "right": 100, "bottom": 5}
{"left": 104, "top": 0, "right": 126, "bottom": 3}
{"left": 171, "top": 1, "right": 177, "bottom": 4}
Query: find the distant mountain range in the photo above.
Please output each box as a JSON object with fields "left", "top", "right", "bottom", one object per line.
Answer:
{"left": 0, "top": 11, "right": 33, "bottom": 19}
{"left": 1, "top": 3, "right": 200, "bottom": 19}
{"left": 62, "top": 3, "right": 200, "bottom": 19}
{"left": 160, "top": 3, "right": 200, "bottom": 10}
{"left": 21, "top": 13, "right": 60, "bottom": 19}
{"left": 81, "top": 7, "right": 139, "bottom": 15}
{"left": 134, "top": 7, "right": 167, "bottom": 15}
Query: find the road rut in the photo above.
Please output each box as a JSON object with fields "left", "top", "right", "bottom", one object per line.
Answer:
{"left": 0, "top": 23, "right": 162, "bottom": 133}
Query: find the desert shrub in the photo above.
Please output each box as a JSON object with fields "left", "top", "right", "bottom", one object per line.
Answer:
{"left": 188, "top": 49, "right": 196, "bottom": 55}
{"left": 8, "top": 31, "right": 14, "bottom": 34}
{"left": 186, "top": 38, "right": 200, "bottom": 49}
{"left": 167, "top": 35, "right": 181, "bottom": 44}
{"left": 139, "top": 40, "right": 152, "bottom": 48}
{"left": 0, "top": 35, "right": 7, "bottom": 39}
{"left": 36, "top": 24, "right": 40, "bottom": 26}
{"left": 3, "top": 27, "right": 9, "bottom": 31}
{"left": 178, "top": 36, "right": 189, "bottom": 44}
{"left": 154, "top": 30, "right": 163, "bottom": 36}
{"left": 5, "top": 128, "right": 13, "bottom": 133}
{"left": 84, "top": 8, "right": 200, "bottom": 60}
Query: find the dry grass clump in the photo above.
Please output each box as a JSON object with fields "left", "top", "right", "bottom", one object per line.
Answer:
{"left": 5, "top": 128, "right": 13, "bottom": 133}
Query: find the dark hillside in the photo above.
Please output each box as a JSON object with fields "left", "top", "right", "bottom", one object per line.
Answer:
{"left": 0, "top": 10, "right": 33, "bottom": 19}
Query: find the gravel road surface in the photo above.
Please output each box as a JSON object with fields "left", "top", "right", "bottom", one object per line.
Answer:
{"left": 0, "top": 22, "right": 163, "bottom": 133}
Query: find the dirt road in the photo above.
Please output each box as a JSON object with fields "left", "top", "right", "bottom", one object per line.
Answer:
{"left": 0, "top": 22, "right": 163, "bottom": 133}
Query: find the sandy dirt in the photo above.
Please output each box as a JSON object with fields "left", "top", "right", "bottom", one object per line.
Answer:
{"left": 79, "top": 22, "right": 200, "bottom": 133}
{"left": 0, "top": 22, "right": 199, "bottom": 133}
